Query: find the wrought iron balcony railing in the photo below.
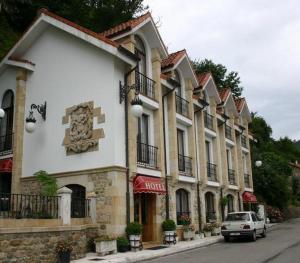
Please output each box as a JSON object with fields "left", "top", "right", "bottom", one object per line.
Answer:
{"left": 175, "top": 95, "right": 189, "bottom": 118}
{"left": 135, "top": 71, "right": 155, "bottom": 99}
{"left": 206, "top": 211, "right": 216, "bottom": 223}
{"left": 0, "top": 193, "right": 59, "bottom": 219}
{"left": 241, "top": 135, "right": 248, "bottom": 148}
{"left": 178, "top": 154, "right": 193, "bottom": 176}
{"left": 0, "top": 133, "right": 13, "bottom": 156}
{"left": 207, "top": 162, "right": 217, "bottom": 182}
{"left": 228, "top": 169, "right": 236, "bottom": 185}
{"left": 204, "top": 112, "right": 214, "bottom": 130}
{"left": 225, "top": 124, "right": 233, "bottom": 140}
{"left": 244, "top": 173, "right": 251, "bottom": 188}
{"left": 137, "top": 142, "right": 158, "bottom": 169}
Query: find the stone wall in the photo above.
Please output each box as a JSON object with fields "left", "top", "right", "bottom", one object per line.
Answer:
{"left": 0, "top": 225, "right": 98, "bottom": 263}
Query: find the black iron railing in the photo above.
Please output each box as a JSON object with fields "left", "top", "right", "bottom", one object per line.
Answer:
{"left": 178, "top": 154, "right": 193, "bottom": 176}
{"left": 0, "top": 133, "right": 13, "bottom": 156}
{"left": 176, "top": 211, "right": 191, "bottom": 225}
{"left": 0, "top": 193, "right": 59, "bottom": 219}
{"left": 244, "top": 174, "right": 251, "bottom": 188}
{"left": 228, "top": 169, "right": 236, "bottom": 185}
{"left": 135, "top": 71, "right": 155, "bottom": 99}
{"left": 204, "top": 112, "right": 214, "bottom": 130}
{"left": 71, "top": 198, "right": 90, "bottom": 218}
{"left": 241, "top": 135, "right": 247, "bottom": 148}
{"left": 175, "top": 95, "right": 189, "bottom": 118}
{"left": 206, "top": 211, "right": 216, "bottom": 223}
{"left": 225, "top": 125, "right": 232, "bottom": 140}
{"left": 137, "top": 142, "right": 158, "bottom": 169}
{"left": 207, "top": 162, "right": 217, "bottom": 182}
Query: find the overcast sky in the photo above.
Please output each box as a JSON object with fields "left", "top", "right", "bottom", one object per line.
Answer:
{"left": 144, "top": 0, "right": 300, "bottom": 140}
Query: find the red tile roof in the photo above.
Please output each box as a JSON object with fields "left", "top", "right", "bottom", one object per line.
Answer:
{"left": 39, "top": 9, "right": 118, "bottom": 47}
{"left": 160, "top": 73, "right": 169, "bottom": 80}
{"left": 161, "top": 50, "right": 186, "bottom": 69}
{"left": 218, "top": 88, "right": 230, "bottom": 102}
{"left": 196, "top": 72, "right": 211, "bottom": 87}
{"left": 100, "top": 12, "right": 151, "bottom": 38}
{"left": 234, "top": 98, "right": 245, "bottom": 112}
{"left": 8, "top": 56, "right": 35, "bottom": 66}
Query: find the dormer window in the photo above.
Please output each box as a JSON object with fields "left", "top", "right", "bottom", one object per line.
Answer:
{"left": 134, "top": 35, "right": 147, "bottom": 76}
{"left": 174, "top": 70, "right": 182, "bottom": 96}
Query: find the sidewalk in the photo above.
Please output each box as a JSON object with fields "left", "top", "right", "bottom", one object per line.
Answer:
{"left": 72, "top": 236, "right": 223, "bottom": 263}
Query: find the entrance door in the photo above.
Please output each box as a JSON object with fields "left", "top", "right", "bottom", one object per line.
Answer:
{"left": 134, "top": 193, "right": 156, "bottom": 242}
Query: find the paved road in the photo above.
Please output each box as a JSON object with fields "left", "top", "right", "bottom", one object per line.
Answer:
{"left": 144, "top": 218, "right": 300, "bottom": 263}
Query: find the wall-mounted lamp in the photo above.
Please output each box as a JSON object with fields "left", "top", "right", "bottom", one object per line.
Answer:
{"left": 119, "top": 81, "right": 143, "bottom": 118}
{"left": 198, "top": 98, "right": 209, "bottom": 110}
{"left": 25, "top": 102, "right": 47, "bottom": 133}
{"left": 255, "top": 160, "right": 262, "bottom": 167}
{"left": 0, "top": 108, "right": 5, "bottom": 118}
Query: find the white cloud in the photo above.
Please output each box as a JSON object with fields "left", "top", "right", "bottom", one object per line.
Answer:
{"left": 144, "top": 0, "right": 300, "bottom": 140}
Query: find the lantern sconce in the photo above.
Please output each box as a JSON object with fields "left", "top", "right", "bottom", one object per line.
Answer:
{"left": 25, "top": 102, "right": 47, "bottom": 133}
{"left": 0, "top": 108, "right": 5, "bottom": 118}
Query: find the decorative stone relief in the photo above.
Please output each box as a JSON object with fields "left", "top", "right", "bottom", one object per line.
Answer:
{"left": 62, "top": 101, "right": 105, "bottom": 155}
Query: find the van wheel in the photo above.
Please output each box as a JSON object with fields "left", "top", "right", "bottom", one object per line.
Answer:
{"left": 224, "top": 236, "right": 230, "bottom": 242}
{"left": 251, "top": 231, "right": 257, "bottom": 242}
{"left": 261, "top": 227, "right": 266, "bottom": 238}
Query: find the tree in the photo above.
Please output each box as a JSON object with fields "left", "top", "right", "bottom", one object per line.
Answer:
{"left": 193, "top": 59, "right": 243, "bottom": 97}
{"left": 35, "top": 170, "right": 58, "bottom": 196}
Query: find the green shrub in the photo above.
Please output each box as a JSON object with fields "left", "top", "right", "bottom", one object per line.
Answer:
{"left": 125, "top": 222, "right": 143, "bottom": 235}
{"left": 203, "top": 223, "right": 213, "bottom": 232}
{"left": 117, "top": 236, "right": 129, "bottom": 252}
{"left": 94, "top": 235, "right": 115, "bottom": 242}
{"left": 35, "top": 170, "right": 58, "bottom": 196}
{"left": 162, "top": 219, "right": 176, "bottom": 231}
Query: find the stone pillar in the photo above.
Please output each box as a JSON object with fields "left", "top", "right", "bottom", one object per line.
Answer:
{"left": 57, "top": 187, "right": 72, "bottom": 225}
{"left": 87, "top": 192, "right": 97, "bottom": 224}
{"left": 11, "top": 69, "right": 27, "bottom": 194}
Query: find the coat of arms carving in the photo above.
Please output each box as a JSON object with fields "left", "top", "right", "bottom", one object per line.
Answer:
{"left": 62, "top": 101, "right": 105, "bottom": 154}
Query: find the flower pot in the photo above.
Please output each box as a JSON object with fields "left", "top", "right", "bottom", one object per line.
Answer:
{"left": 212, "top": 227, "right": 221, "bottom": 236}
{"left": 164, "top": 231, "right": 176, "bottom": 242}
{"left": 199, "top": 233, "right": 205, "bottom": 239}
{"left": 204, "top": 231, "right": 211, "bottom": 237}
{"left": 183, "top": 230, "right": 195, "bottom": 240}
{"left": 95, "top": 240, "right": 117, "bottom": 256}
{"left": 57, "top": 251, "right": 71, "bottom": 263}
{"left": 129, "top": 235, "right": 141, "bottom": 250}
{"left": 194, "top": 234, "right": 200, "bottom": 240}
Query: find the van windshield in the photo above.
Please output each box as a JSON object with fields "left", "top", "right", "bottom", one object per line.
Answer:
{"left": 225, "top": 213, "right": 250, "bottom": 221}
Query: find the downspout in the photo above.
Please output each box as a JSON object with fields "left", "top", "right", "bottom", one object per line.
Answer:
{"left": 162, "top": 86, "right": 176, "bottom": 220}
{"left": 124, "top": 65, "right": 139, "bottom": 225}
{"left": 194, "top": 109, "right": 202, "bottom": 231}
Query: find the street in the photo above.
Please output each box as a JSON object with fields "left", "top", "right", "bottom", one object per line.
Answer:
{"left": 144, "top": 218, "right": 300, "bottom": 263}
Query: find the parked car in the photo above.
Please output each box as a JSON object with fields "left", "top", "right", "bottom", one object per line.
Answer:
{"left": 221, "top": 211, "right": 266, "bottom": 242}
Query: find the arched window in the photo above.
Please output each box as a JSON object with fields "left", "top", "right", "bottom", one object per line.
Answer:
{"left": 227, "top": 194, "right": 234, "bottom": 213}
{"left": 176, "top": 188, "right": 189, "bottom": 225}
{"left": 174, "top": 70, "right": 182, "bottom": 96}
{"left": 0, "top": 90, "right": 14, "bottom": 153}
{"left": 65, "top": 184, "right": 86, "bottom": 218}
{"left": 205, "top": 192, "right": 216, "bottom": 222}
{"left": 134, "top": 35, "right": 147, "bottom": 76}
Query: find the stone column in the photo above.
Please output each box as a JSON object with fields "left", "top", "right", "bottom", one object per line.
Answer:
{"left": 11, "top": 69, "right": 27, "bottom": 194}
{"left": 87, "top": 192, "right": 97, "bottom": 224}
{"left": 57, "top": 187, "right": 72, "bottom": 225}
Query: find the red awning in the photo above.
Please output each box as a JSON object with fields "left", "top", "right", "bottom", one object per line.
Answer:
{"left": 133, "top": 175, "right": 166, "bottom": 194}
{"left": 242, "top": 191, "right": 257, "bottom": 203}
{"left": 0, "top": 158, "right": 12, "bottom": 173}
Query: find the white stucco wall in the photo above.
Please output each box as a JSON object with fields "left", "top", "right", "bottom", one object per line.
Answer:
{"left": 20, "top": 26, "right": 127, "bottom": 176}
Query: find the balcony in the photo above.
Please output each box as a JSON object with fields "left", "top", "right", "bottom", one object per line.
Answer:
{"left": 241, "top": 135, "right": 247, "bottom": 148}
{"left": 244, "top": 173, "right": 251, "bottom": 188}
{"left": 207, "top": 162, "right": 217, "bottom": 182}
{"left": 228, "top": 169, "right": 236, "bottom": 185}
{"left": 137, "top": 142, "right": 158, "bottom": 169}
{"left": 0, "top": 133, "right": 13, "bottom": 156}
{"left": 204, "top": 112, "right": 214, "bottom": 130}
{"left": 178, "top": 154, "right": 192, "bottom": 176}
{"left": 225, "top": 124, "right": 233, "bottom": 140}
{"left": 175, "top": 95, "right": 189, "bottom": 118}
{"left": 135, "top": 71, "right": 155, "bottom": 99}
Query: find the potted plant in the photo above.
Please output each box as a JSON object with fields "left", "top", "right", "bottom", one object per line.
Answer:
{"left": 94, "top": 235, "right": 117, "bottom": 256}
{"left": 162, "top": 219, "right": 176, "bottom": 243}
{"left": 55, "top": 240, "right": 73, "bottom": 263}
{"left": 211, "top": 222, "right": 221, "bottom": 236}
{"left": 203, "top": 224, "right": 213, "bottom": 237}
{"left": 125, "top": 222, "right": 143, "bottom": 250}
{"left": 117, "top": 236, "right": 129, "bottom": 252}
{"left": 179, "top": 214, "right": 195, "bottom": 240}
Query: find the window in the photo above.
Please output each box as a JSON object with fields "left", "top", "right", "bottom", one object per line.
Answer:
{"left": 205, "top": 140, "right": 211, "bottom": 163}
{"left": 227, "top": 194, "right": 234, "bottom": 213}
{"left": 65, "top": 184, "right": 86, "bottom": 218}
{"left": 243, "top": 154, "right": 248, "bottom": 173}
{"left": 174, "top": 70, "right": 182, "bottom": 96}
{"left": 226, "top": 149, "right": 232, "bottom": 169}
{"left": 177, "top": 129, "right": 185, "bottom": 156}
{"left": 225, "top": 213, "right": 250, "bottom": 221}
{"left": 251, "top": 213, "right": 257, "bottom": 222}
{"left": 134, "top": 35, "right": 147, "bottom": 76}
{"left": 205, "top": 192, "right": 216, "bottom": 222}
{"left": 137, "top": 114, "right": 149, "bottom": 144}
{"left": 176, "top": 189, "right": 189, "bottom": 224}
